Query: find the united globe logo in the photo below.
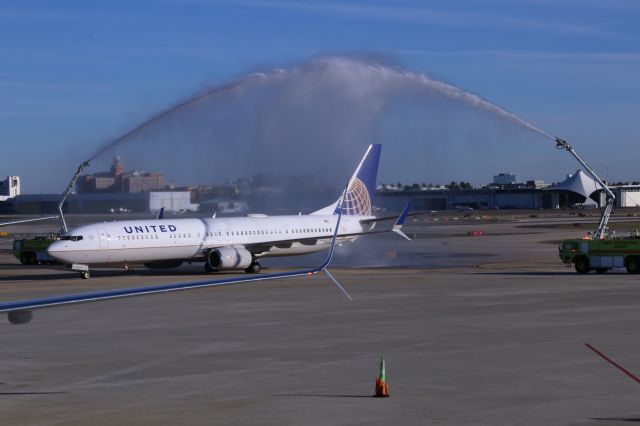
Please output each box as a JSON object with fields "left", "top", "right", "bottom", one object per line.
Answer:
{"left": 338, "top": 177, "right": 371, "bottom": 216}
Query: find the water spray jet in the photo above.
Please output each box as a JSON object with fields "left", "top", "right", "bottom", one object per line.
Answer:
{"left": 86, "top": 56, "right": 556, "bottom": 166}
{"left": 87, "top": 72, "right": 272, "bottom": 162}
{"left": 68, "top": 56, "right": 570, "bottom": 224}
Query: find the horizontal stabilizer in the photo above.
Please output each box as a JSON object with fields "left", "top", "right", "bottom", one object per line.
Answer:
{"left": 392, "top": 227, "right": 411, "bottom": 241}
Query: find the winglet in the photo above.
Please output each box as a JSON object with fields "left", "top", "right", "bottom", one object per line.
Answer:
{"left": 319, "top": 181, "right": 348, "bottom": 270}
{"left": 319, "top": 180, "right": 353, "bottom": 301}
{"left": 392, "top": 201, "right": 413, "bottom": 241}
{"left": 156, "top": 207, "right": 165, "bottom": 220}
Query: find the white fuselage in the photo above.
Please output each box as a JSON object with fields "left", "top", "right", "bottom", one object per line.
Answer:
{"left": 47, "top": 215, "right": 368, "bottom": 266}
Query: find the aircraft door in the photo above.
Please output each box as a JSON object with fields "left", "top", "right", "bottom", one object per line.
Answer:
{"left": 98, "top": 227, "right": 109, "bottom": 250}
{"left": 222, "top": 227, "right": 231, "bottom": 243}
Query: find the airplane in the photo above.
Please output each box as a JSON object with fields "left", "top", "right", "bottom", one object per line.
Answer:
{"left": 0, "top": 150, "right": 413, "bottom": 325}
{"left": 0, "top": 188, "right": 356, "bottom": 325}
{"left": 46, "top": 144, "right": 411, "bottom": 279}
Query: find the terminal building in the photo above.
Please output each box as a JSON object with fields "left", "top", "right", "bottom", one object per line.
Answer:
{"left": 0, "top": 176, "right": 20, "bottom": 202}
{"left": 375, "top": 170, "right": 640, "bottom": 211}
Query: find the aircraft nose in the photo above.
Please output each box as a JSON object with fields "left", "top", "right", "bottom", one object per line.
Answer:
{"left": 47, "top": 241, "right": 69, "bottom": 263}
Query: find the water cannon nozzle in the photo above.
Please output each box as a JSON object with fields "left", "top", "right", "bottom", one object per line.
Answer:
{"left": 555, "top": 137, "right": 570, "bottom": 150}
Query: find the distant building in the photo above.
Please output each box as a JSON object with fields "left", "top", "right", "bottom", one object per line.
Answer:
{"left": 77, "top": 157, "right": 166, "bottom": 193}
{"left": 376, "top": 170, "right": 602, "bottom": 211}
{"left": 527, "top": 180, "right": 548, "bottom": 189}
{"left": 493, "top": 173, "right": 516, "bottom": 185}
{"left": 124, "top": 172, "right": 166, "bottom": 193}
{"left": 611, "top": 185, "right": 640, "bottom": 208}
{"left": 0, "top": 176, "right": 20, "bottom": 202}
{"left": 14, "top": 191, "right": 198, "bottom": 214}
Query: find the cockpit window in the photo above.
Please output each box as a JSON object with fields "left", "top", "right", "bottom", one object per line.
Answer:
{"left": 61, "top": 235, "right": 84, "bottom": 242}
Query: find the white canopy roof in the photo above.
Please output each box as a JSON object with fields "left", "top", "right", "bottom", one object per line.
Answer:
{"left": 550, "top": 170, "right": 603, "bottom": 198}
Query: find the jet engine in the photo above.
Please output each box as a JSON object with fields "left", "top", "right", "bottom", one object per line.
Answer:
{"left": 207, "top": 247, "right": 253, "bottom": 271}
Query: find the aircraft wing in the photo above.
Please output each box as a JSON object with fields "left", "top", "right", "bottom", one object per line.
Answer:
{"left": 243, "top": 229, "right": 393, "bottom": 253}
{"left": 359, "top": 204, "right": 429, "bottom": 225}
{"left": 0, "top": 199, "right": 348, "bottom": 325}
{"left": 0, "top": 262, "right": 332, "bottom": 325}
{"left": 0, "top": 216, "right": 58, "bottom": 227}
{"left": 242, "top": 202, "right": 415, "bottom": 253}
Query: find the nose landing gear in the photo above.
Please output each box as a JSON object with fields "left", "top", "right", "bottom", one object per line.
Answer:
{"left": 71, "top": 263, "right": 90, "bottom": 279}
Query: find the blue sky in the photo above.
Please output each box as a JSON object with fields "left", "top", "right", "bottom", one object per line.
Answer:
{"left": 1, "top": 0, "right": 639, "bottom": 192}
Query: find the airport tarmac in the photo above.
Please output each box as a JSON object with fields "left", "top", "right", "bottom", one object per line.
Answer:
{"left": 1, "top": 216, "right": 640, "bottom": 425}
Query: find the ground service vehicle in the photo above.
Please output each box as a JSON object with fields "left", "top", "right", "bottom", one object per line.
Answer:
{"left": 13, "top": 235, "right": 58, "bottom": 265}
{"left": 559, "top": 235, "right": 640, "bottom": 274}
{"left": 553, "top": 138, "right": 636, "bottom": 274}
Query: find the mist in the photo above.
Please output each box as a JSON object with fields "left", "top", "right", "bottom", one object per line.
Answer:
{"left": 88, "top": 56, "right": 565, "bottom": 197}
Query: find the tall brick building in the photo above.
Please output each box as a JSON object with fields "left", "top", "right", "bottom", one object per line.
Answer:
{"left": 77, "top": 157, "right": 166, "bottom": 193}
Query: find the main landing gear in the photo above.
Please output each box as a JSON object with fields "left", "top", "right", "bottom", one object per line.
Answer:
{"left": 244, "top": 261, "right": 261, "bottom": 274}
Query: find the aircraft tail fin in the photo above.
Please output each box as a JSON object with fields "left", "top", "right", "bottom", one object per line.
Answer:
{"left": 312, "top": 144, "right": 381, "bottom": 216}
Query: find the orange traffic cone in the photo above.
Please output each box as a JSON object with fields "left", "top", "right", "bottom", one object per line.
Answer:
{"left": 374, "top": 356, "right": 389, "bottom": 397}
